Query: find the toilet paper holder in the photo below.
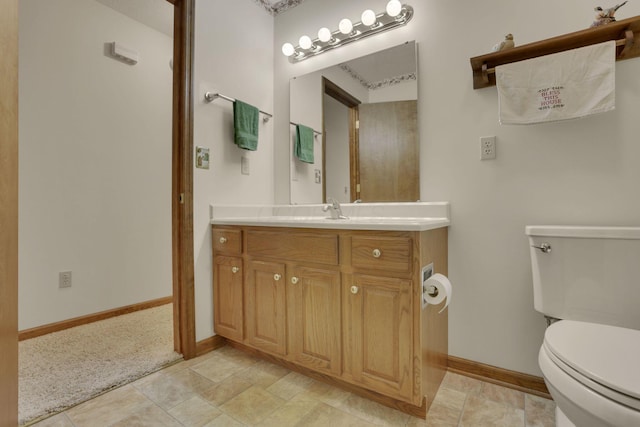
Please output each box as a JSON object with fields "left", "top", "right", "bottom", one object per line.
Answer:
{"left": 426, "top": 285, "right": 439, "bottom": 297}
{"left": 421, "top": 264, "right": 443, "bottom": 296}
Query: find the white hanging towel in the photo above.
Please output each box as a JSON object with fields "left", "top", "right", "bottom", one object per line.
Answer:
{"left": 496, "top": 40, "right": 616, "bottom": 125}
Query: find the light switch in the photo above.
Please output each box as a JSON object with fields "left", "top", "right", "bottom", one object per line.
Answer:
{"left": 241, "top": 156, "right": 250, "bottom": 175}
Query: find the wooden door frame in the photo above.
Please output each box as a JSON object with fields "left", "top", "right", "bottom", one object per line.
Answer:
{"left": 171, "top": 0, "right": 197, "bottom": 360}
{"left": 0, "top": 0, "right": 19, "bottom": 424}
{"left": 322, "top": 78, "right": 361, "bottom": 202}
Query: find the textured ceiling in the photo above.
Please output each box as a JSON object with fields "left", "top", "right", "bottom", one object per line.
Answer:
{"left": 254, "top": 0, "right": 305, "bottom": 16}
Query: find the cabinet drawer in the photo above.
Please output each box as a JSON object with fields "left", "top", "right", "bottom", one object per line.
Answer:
{"left": 247, "top": 230, "right": 339, "bottom": 265}
{"left": 351, "top": 236, "right": 412, "bottom": 274}
{"left": 212, "top": 228, "right": 242, "bottom": 254}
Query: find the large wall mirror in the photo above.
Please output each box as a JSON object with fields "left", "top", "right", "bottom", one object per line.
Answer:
{"left": 290, "top": 41, "right": 418, "bottom": 204}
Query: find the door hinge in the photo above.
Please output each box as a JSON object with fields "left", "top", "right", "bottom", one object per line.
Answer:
{"left": 356, "top": 183, "right": 361, "bottom": 192}
{"left": 179, "top": 193, "right": 185, "bottom": 204}
{"left": 355, "top": 120, "right": 360, "bottom": 130}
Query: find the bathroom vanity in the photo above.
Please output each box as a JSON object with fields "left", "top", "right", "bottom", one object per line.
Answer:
{"left": 210, "top": 203, "right": 450, "bottom": 417}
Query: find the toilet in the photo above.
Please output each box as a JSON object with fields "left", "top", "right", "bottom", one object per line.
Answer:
{"left": 526, "top": 225, "right": 640, "bottom": 427}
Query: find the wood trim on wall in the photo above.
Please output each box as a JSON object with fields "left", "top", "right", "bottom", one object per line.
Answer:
{"left": 0, "top": 0, "right": 19, "bottom": 424}
{"left": 171, "top": 0, "right": 197, "bottom": 360}
{"left": 195, "top": 335, "right": 227, "bottom": 357}
{"left": 448, "top": 355, "right": 551, "bottom": 399}
{"left": 18, "top": 297, "right": 173, "bottom": 341}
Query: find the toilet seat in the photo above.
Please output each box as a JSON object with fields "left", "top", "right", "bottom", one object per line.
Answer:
{"left": 543, "top": 320, "right": 640, "bottom": 410}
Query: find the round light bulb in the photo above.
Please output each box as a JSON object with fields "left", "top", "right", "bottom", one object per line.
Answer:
{"left": 281, "top": 42, "right": 295, "bottom": 57}
{"left": 361, "top": 9, "right": 377, "bottom": 26}
{"left": 339, "top": 18, "right": 353, "bottom": 35}
{"left": 318, "top": 27, "right": 332, "bottom": 42}
{"left": 386, "top": 0, "right": 402, "bottom": 17}
{"left": 299, "top": 35, "right": 312, "bottom": 50}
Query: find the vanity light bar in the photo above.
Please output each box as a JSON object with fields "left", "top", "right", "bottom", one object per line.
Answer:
{"left": 282, "top": 3, "right": 414, "bottom": 63}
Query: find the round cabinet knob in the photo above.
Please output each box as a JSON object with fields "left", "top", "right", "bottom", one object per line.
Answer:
{"left": 291, "top": 276, "right": 299, "bottom": 284}
{"left": 219, "top": 237, "right": 227, "bottom": 244}
{"left": 350, "top": 285, "right": 359, "bottom": 294}
{"left": 231, "top": 266, "right": 239, "bottom": 273}
{"left": 273, "top": 273, "right": 281, "bottom": 281}
{"left": 372, "top": 249, "right": 381, "bottom": 258}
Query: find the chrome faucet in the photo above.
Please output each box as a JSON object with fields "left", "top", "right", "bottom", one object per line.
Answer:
{"left": 322, "top": 197, "right": 348, "bottom": 220}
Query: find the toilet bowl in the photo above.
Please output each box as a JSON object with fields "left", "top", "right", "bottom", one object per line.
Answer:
{"left": 538, "top": 320, "right": 640, "bottom": 427}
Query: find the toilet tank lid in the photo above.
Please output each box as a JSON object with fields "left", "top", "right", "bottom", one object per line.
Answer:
{"left": 526, "top": 225, "right": 640, "bottom": 239}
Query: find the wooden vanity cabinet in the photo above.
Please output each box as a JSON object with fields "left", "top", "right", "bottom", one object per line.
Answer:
{"left": 243, "top": 229, "right": 342, "bottom": 372}
{"left": 288, "top": 265, "right": 342, "bottom": 376}
{"left": 343, "top": 274, "right": 413, "bottom": 402}
{"left": 212, "top": 255, "right": 243, "bottom": 341}
{"left": 212, "top": 225, "right": 448, "bottom": 417}
{"left": 212, "top": 228, "right": 244, "bottom": 342}
{"left": 245, "top": 260, "right": 287, "bottom": 356}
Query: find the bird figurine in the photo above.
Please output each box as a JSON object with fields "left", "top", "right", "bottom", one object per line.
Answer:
{"left": 492, "top": 34, "right": 515, "bottom": 52}
{"left": 591, "top": 1, "right": 628, "bottom": 27}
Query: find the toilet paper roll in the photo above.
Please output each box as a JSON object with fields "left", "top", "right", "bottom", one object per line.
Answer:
{"left": 424, "top": 273, "right": 452, "bottom": 314}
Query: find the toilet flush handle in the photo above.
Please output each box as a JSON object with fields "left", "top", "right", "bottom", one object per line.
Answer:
{"left": 531, "top": 243, "right": 552, "bottom": 254}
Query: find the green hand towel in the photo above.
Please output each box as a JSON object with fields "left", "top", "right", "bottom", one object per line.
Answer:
{"left": 233, "top": 100, "right": 259, "bottom": 151}
{"left": 295, "top": 124, "right": 314, "bottom": 164}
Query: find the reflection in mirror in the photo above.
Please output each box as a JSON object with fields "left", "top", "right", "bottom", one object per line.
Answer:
{"left": 290, "top": 41, "right": 418, "bottom": 204}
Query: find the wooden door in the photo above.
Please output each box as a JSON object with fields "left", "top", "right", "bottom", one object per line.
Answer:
{"left": 358, "top": 100, "right": 419, "bottom": 202}
{"left": 345, "top": 274, "right": 413, "bottom": 401}
{"left": 288, "top": 266, "right": 341, "bottom": 375}
{"left": 213, "top": 255, "right": 243, "bottom": 341}
{"left": 245, "top": 260, "right": 287, "bottom": 356}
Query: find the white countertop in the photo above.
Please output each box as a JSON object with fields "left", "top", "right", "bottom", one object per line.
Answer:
{"left": 210, "top": 202, "right": 450, "bottom": 231}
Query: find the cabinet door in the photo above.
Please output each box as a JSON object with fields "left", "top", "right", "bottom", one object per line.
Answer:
{"left": 345, "top": 274, "right": 413, "bottom": 401}
{"left": 288, "top": 266, "right": 341, "bottom": 376}
{"left": 213, "top": 255, "right": 243, "bottom": 341}
{"left": 245, "top": 260, "right": 287, "bottom": 356}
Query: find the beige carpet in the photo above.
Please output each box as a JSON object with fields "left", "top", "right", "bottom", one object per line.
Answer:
{"left": 18, "top": 304, "right": 182, "bottom": 425}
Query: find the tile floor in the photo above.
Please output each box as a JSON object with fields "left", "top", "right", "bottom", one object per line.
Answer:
{"left": 31, "top": 346, "right": 556, "bottom": 426}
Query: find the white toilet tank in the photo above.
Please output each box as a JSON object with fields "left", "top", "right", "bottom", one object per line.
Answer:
{"left": 526, "top": 225, "right": 640, "bottom": 330}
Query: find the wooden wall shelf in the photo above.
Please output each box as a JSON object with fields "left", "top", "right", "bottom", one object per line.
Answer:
{"left": 470, "top": 15, "right": 640, "bottom": 89}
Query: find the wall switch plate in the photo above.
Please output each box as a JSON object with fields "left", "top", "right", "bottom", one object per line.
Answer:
{"left": 59, "top": 271, "right": 72, "bottom": 288}
{"left": 480, "top": 136, "right": 496, "bottom": 160}
{"left": 195, "top": 146, "right": 209, "bottom": 169}
{"left": 314, "top": 169, "right": 321, "bottom": 184}
{"left": 241, "top": 156, "right": 250, "bottom": 175}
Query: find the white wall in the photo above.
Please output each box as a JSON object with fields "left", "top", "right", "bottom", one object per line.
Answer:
{"left": 19, "top": 0, "right": 173, "bottom": 329}
{"left": 324, "top": 96, "right": 350, "bottom": 202}
{"left": 275, "top": 0, "right": 640, "bottom": 375}
{"left": 193, "top": 0, "right": 274, "bottom": 340}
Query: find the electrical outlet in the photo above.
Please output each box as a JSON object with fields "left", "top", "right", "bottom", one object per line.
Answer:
{"left": 480, "top": 136, "right": 496, "bottom": 160}
{"left": 59, "top": 271, "right": 72, "bottom": 288}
